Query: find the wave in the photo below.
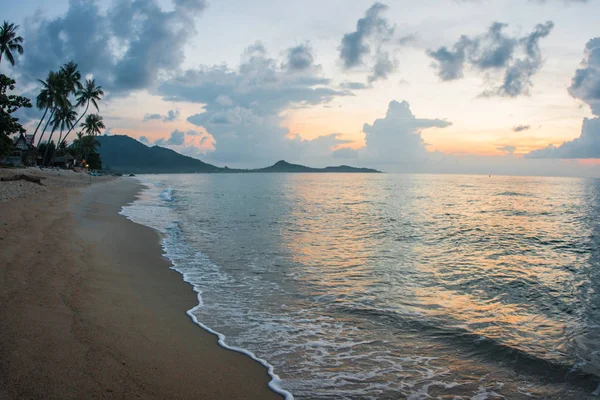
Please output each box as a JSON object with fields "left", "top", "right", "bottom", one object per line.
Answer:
{"left": 495, "top": 191, "right": 532, "bottom": 197}
{"left": 159, "top": 187, "right": 174, "bottom": 202}
{"left": 334, "top": 305, "right": 600, "bottom": 393}
{"left": 121, "top": 179, "right": 293, "bottom": 399}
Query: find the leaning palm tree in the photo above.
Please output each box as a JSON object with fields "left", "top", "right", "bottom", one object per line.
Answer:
{"left": 33, "top": 71, "right": 71, "bottom": 147}
{"left": 43, "top": 105, "right": 77, "bottom": 166}
{"left": 62, "top": 79, "right": 104, "bottom": 144}
{"left": 81, "top": 113, "right": 105, "bottom": 137}
{"left": 59, "top": 61, "right": 82, "bottom": 95}
{"left": 0, "top": 21, "right": 23, "bottom": 66}
{"left": 33, "top": 71, "right": 66, "bottom": 146}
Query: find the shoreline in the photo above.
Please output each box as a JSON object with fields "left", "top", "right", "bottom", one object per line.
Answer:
{"left": 0, "top": 176, "right": 282, "bottom": 399}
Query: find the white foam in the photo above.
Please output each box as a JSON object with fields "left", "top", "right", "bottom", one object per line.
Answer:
{"left": 120, "top": 179, "right": 294, "bottom": 400}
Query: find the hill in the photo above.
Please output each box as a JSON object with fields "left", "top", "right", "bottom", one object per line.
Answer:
{"left": 97, "top": 135, "right": 381, "bottom": 174}
{"left": 253, "top": 160, "right": 380, "bottom": 173}
{"left": 97, "top": 135, "right": 220, "bottom": 173}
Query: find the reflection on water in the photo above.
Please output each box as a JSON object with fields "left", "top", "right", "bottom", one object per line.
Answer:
{"left": 123, "top": 173, "right": 600, "bottom": 399}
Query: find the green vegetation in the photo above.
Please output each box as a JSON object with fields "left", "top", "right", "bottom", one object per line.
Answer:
{"left": 0, "top": 74, "right": 32, "bottom": 157}
{"left": 0, "top": 21, "right": 23, "bottom": 66}
{"left": 0, "top": 21, "right": 106, "bottom": 170}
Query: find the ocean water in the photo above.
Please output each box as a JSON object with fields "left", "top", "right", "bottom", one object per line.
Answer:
{"left": 121, "top": 173, "right": 600, "bottom": 399}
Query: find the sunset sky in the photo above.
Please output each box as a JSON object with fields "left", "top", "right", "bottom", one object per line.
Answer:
{"left": 3, "top": 0, "right": 600, "bottom": 175}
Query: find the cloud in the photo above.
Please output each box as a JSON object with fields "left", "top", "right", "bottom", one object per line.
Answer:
{"left": 19, "top": 0, "right": 207, "bottom": 94}
{"left": 398, "top": 34, "right": 417, "bottom": 46}
{"left": 339, "top": 3, "right": 398, "bottom": 82}
{"left": 143, "top": 113, "right": 162, "bottom": 122}
{"left": 568, "top": 38, "right": 600, "bottom": 116}
{"left": 340, "top": 81, "right": 369, "bottom": 90}
{"left": 153, "top": 128, "right": 203, "bottom": 147}
{"left": 426, "top": 36, "right": 471, "bottom": 80}
{"left": 527, "top": 118, "right": 600, "bottom": 158}
{"left": 361, "top": 100, "right": 452, "bottom": 164}
{"left": 368, "top": 51, "right": 396, "bottom": 83}
{"left": 427, "top": 21, "right": 554, "bottom": 96}
{"left": 332, "top": 147, "right": 359, "bottom": 159}
{"left": 139, "top": 135, "right": 150, "bottom": 145}
{"left": 154, "top": 43, "right": 353, "bottom": 166}
{"left": 166, "top": 129, "right": 186, "bottom": 145}
{"left": 143, "top": 109, "right": 180, "bottom": 122}
{"left": 513, "top": 125, "right": 531, "bottom": 132}
{"left": 497, "top": 145, "right": 516, "bottom": 154}
{"left": 158, "top": 42, "right": 350, "bottom": 117}
{"left": 283, "top": 43, "right": 314, "bottom": 72}
{"left": 216, "top": 95, "right": 233, "bottom": 107}
{"left": 527, "top": 38, "right": 600, "bottom": 159}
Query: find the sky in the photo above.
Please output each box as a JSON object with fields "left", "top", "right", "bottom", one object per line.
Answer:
{"left": 2, "top": 0, "right": 600, "bottom": 176}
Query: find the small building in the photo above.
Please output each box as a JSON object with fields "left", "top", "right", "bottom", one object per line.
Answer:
{"left": 4, "top": 133, "right": 35, "bottom": 166}
{"left": 53, "top": 153, "right": 75, "bottom": 169}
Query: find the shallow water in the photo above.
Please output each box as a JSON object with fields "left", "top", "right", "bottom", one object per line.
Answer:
{"left": 122, "top": 173, "right": 600, "bottom": 399}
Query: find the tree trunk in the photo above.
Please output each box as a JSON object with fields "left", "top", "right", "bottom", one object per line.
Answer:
{"left": 62, "top": 101, "right": 89, "bottom": 145}
{"left": 42, "top": 129, "right": 58, "bottom": 167}
{"left": 52, "top": 128, "right": 64, "bottom": 165}
{"left": 36, "top": 108, "right": 55, "bottom": 148}
{"left": 34, "top": 108, "right": 56, "bottom": 166}
{"left": 30, "top": 106, "right": 49, "bottom": 144}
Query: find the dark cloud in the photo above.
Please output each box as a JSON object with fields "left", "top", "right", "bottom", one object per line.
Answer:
{"left": 368, "top": 51, "right": 396, "bottom": 83}
{"left": 143, "top": 113, "right": 162, "bottom": 122}
{"left": 164, "top": 109, "right": 180, "bottom": 122}
{"left": 527, "top": 39, "right": 600, "bottom": 159}
{"left": 338, "top": 3, "right": 398, "bottom": 82}
{"left": 361, "top": 100, "right": 452, "bottom": 164}
{"left": 143, "top": 109, "right": 180, "bottom": 122}
{"left": 427, "top": 21, "right": 554, "bottom": 97}
{"left": 283, "top": 44, "right": 314, "bottom": 72}
{"left": 339, "top": 3, "right": 394, "bottom": 69}
{"left": 19, "top": 0, "right": 207, "bottom": 93}
{"left": 340, "top": 81, "right": 369, "bottom": 90}
{"left": 426, "top": 36, "right": 471, "bottom": 80}
{"left": 139, "top": 135, "right": 150, "bottom": 145}
{"left": 158, "top": 43, "right": 350, "bottom": 117}
{"left": 513, "top": 125, "right": 531, "bottom": 132}
{"left": 166, "top": 129, "right": 186, "bottom": 145}
{"left": 497, "top": 145, "right": 516, "bottom": 154}
{"left": 398, "top": 34, "right": 417, "bottom": 46}
{"left": 568, "top": 38, "right": 600, "bottom": 116}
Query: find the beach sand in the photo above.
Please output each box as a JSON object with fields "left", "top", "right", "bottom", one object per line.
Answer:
{"left": 0, "top": 172, "right": 281, "bottom": 399}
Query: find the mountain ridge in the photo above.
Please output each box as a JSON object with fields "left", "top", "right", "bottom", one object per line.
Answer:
{"left": 97, "top": 135, "right": 381, "bottom": 174}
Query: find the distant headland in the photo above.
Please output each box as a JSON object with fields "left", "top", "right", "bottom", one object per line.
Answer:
{"left": 97, "top": 135, "right": 381, "bottom": 174}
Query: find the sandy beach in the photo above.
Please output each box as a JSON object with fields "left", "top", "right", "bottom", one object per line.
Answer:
{"left": 0, "top": 169, "right": 281, "bottom": 399}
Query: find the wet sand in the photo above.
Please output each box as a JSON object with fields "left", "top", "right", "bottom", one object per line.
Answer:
{"left": 0, "top": 177, "right": 281, "bottom": 399}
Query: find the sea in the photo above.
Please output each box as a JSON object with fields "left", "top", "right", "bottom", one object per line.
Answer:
{"left": 120, "top": 173, "right": 600, "bottom": 399}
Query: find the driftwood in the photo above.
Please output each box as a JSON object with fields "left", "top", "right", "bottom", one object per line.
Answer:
{"left": 0, "top": 174, "right": 44, "bottom": 185}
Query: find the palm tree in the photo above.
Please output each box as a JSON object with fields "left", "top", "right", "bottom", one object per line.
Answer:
{"left": 0, "top": 21, "right": 23, "bottom": 66}
{"left": 81, "top": 114, "right": 105, "bottom": 137}
{"left": 62, "top": 79, "right": 103, "bottom": 144}
{"left": 59, "top": 61, "right": 82, "bottom": 95}
{"left": 43, "top": 105, "right": 77, "bottom": 166}
{"left": 33, "top": 71, "right": 65, "bottom": 146}
{"left": 80, "top": 134, "right": 101, "bottom": 161}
